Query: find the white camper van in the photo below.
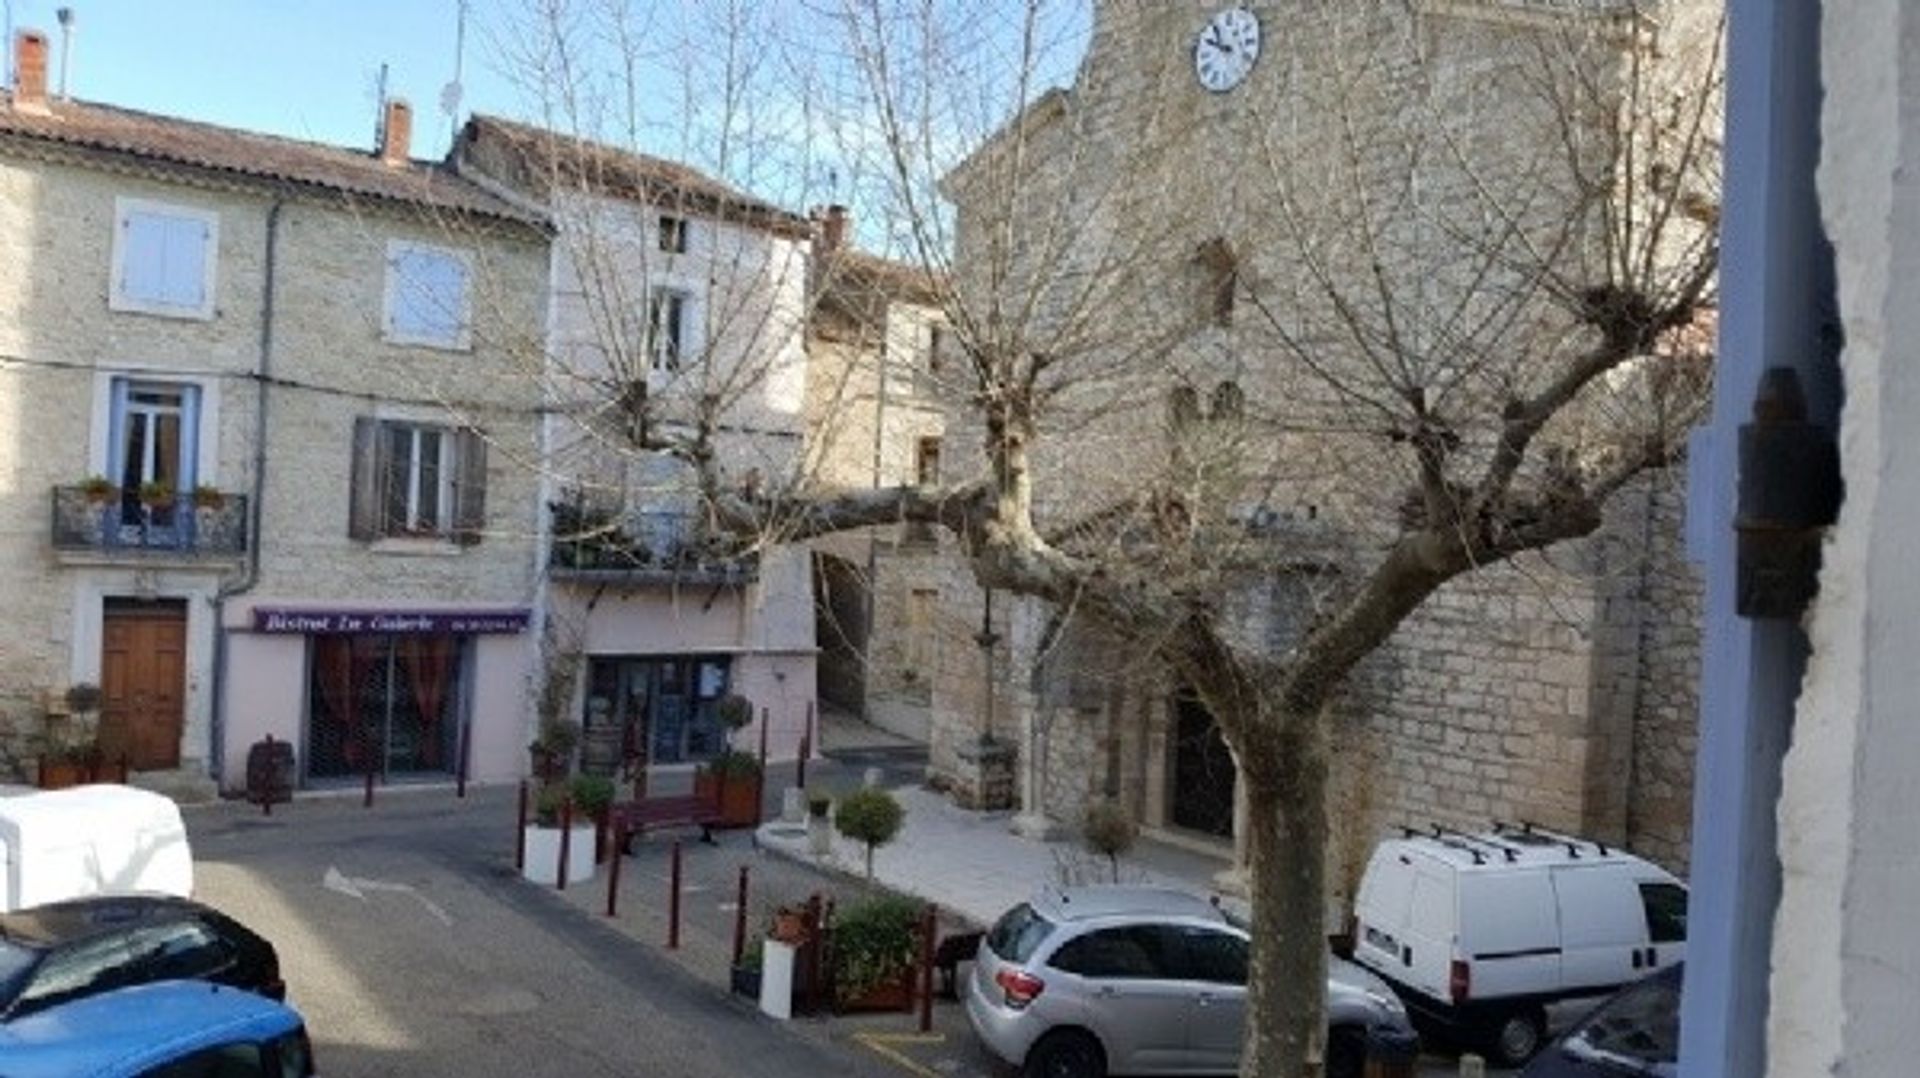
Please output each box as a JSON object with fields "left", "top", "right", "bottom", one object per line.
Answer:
{"left": 0, "top": 785, "right": 194, "bottom": 911}
{"left": 1350, "top": 825, "right": 1686, "bottom": 1066}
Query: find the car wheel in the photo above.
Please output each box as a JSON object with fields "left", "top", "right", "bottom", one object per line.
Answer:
{"left": 1489, "top": 1006, "right": 1546, "bottom": 1067}
{"left": 1022, "top": 1029, "right": 1106, "bottom": 1078}
{"left": 1325, "top": 1026, "right": 1366, "bottom": 1078}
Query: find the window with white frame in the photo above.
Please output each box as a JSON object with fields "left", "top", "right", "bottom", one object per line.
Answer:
{"left": 384, "top": 242, "right": 472, "bottom": 349}
{"left": 111, "top": 199, "right": 217, "bottom": 319}
{"left": 348, "top": 418, "right": 488, "bottom": 543}
{"left": 647, "top": 288, "right": 691, "bottom": 371}
{"left": 109, "top": 378, "right": 200, "bottom": 525}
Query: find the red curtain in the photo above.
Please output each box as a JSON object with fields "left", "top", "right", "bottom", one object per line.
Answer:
{"left": 402, "top": 636, "right": 456, "bottom": 769}
{"left": 313, "top": 636, "right": 374, "bottom": 772}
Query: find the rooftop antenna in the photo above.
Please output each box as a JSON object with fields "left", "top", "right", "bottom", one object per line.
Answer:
{"left": 440, "top": 0, "right": 467, "bottom": 146}
{"left": 373, "top": 61, "right": 389, "bottom": 150}
{"left": 54, "top": 6, "right": 72, "bottom": 100}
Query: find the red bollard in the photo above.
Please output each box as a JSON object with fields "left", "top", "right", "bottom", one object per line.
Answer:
{"left": 557, "top": 798, "right": 574, "bottom": 891}
{"left": 918, "top": 904, "right": 939, "bottom": 1032}
{"left": 731, "top": 865, "right": 750, "bottom": 966}
{"left": 605, "top": 824, "right": 624, "bottom": 917}
{"left": 668, "top": 840, "right": 683, "bottom": 950}
{"left": 514, "top": 780, "right": 529, "bottom": 872}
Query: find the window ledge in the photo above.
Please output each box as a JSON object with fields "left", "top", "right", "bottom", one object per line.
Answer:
{"left": 381, "top": 331, "right": 473, "bottom": 353}
{"left": 108, "top": 296, "right": 216, "bottom": 321}
{"left": 368, "top": 536, "right": 466, "bottom": 557}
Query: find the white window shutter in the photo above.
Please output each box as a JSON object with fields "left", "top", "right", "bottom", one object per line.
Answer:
{"left": 122, "top": 213, "right": 170, "bottom": 303}
{"left": 161, "top": 214, "right": 207, "bottom": 308}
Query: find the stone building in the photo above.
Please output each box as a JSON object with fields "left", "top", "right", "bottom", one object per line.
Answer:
{"left": 451, "top": 116, "right": 818, "bottom": 776}
{"left": 801, "top": 206, "right": 953, "bottom": 745}
{"left": 0, "top": 30, "right": 552, "bottom": 795}
{"left": 925, "top": 0, "right": 1711, "bottom": 901}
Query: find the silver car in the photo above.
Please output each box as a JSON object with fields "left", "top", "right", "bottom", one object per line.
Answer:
{"left": 965, "top": 886, "right": 1415, "bottom": 1078}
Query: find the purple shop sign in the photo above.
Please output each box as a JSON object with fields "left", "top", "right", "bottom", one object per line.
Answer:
{"left": 251, "top": 607, "right": 531, "bottom": 635}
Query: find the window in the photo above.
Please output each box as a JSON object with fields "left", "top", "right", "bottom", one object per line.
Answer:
{"left": 17, "top": 934, "right": 142, "bottom": 1015}
{"left": 1566, "top": 973, "right": 1682, "bottom": 1067}
{"left": 648, "top": 288, "right": 691, "bottom": 371}
{"left": 139, "top": 1041, "right": 268, "bottom": 1078}
{"left": 1177, "top": 927, "right": 1248, "bottom": 985}
{"left": 984, "top": 903, "right": 1055, "bottom": 964}
{"left": 112, "top": 199, "right": 217, "bottom": 319}
{"left": 915, "top": 437, "right": 942, "bottom": 486}
{"left": 129, "top": 920, "right": 235, "bottom": 982}
{"left": 348, "top": 418, "right": 487, "bottom": 543}
{"left": 580, "top": 656, "right": 734, "bottom": 766}
{"left": 658, "top": 215, "right": 689, "bottom": 254}
{"left": 384, "top": 242, "right": 471, "bottom": 349}
{"left": 110, "top": 379, "right": 201, "bottom": 528}
{"left": 928, "top": 324, "right": 949, "bottom": 378}
{"left": 1048, "top": 926, "right": 1180, "bottom": 980}
{"left": 1640, "top": 882, "right": 1688, "bottom": 944}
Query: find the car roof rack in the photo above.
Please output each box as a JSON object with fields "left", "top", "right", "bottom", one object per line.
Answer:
{"left": 1431, "top": 823, "right": 1520, "bottom": 863}
{"left": 1492, "top": 819, "right": 1612, "bottom": 859}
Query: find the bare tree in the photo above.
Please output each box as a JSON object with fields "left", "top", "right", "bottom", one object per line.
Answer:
{"left": 445, "top": 3, "right": 1719, "bottom": 1076}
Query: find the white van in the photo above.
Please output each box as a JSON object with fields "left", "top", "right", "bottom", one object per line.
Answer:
{"left": 0, "top": 784, "right": 194, "bottom": 911}
{"left": 1349, "top": 824, "right": 1686, "bottom": 1066}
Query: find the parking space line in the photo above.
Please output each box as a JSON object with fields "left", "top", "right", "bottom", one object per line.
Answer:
{"left": 852, "top": 1032, "right": 946, "bottom": 1078}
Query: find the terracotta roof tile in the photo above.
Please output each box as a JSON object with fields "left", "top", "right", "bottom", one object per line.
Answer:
{"left": 0, "top": 94, "right": 544, "bottom": 228}
{"left": 460, "top": 114, "right": 809, "bottom": 237}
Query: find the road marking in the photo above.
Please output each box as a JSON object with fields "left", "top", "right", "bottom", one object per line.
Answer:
{"left": 322, "top": 866, "right": 454, "bottom": 926}
{"left": 852, "top": 1032, "right": 946, "bottom": 1078}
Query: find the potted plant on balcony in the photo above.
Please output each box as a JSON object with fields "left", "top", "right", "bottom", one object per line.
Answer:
{"left": 190, "top": 484, "right": 226, "bottom": 511}
{"left": 79, "top": 475, "right": 116, "bottom": 505}
{"left": 830, "top": 894, "right": 922, "bottom": 1013}
{"left": 136, "top": 481, "right": 174, "bottom": 513}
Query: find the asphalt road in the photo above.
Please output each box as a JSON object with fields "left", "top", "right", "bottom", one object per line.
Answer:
{"left": 187, "top": 787, "right": 894, "bottom": 1078}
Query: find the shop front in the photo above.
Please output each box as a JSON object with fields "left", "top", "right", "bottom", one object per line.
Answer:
{"left": 221, "top": 605, "right": 534, "bottom": 793}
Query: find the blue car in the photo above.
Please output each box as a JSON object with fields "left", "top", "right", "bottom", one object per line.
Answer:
{"left": 0, "top": 979, "right": 314, "bottom": 1077}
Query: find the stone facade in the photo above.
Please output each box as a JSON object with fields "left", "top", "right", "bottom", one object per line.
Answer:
{"left": 0, "top": 88, "right": 550, "bottom": 792}
{"left": 925, "top": 0, "right": 1711, "bottom": 887}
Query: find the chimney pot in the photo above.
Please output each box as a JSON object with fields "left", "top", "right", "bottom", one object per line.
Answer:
{"left": 381, "top": 98, "right": 413, "bottom": 166}
{"left": 819, "top": 204, "right": 849, "bottom": 255}
{"left": 13, "top": 30, "right": 49, "bottom": 114}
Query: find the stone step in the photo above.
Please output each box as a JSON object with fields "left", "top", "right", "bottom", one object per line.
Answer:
{"left": 127, "top": 768, "right": 220, "bottom": 805}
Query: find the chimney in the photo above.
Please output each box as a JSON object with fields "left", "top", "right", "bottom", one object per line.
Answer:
{"left": 380, "top": 98, "right": 412, "bottom": 167}
{"left": 818, "top": 204, "right": 849, "bottom": 256}
{"left": 12, "top": 30, "right": 49, "bottom": 114}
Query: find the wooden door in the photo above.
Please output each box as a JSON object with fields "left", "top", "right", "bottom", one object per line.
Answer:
{"left": 100, "top": 603, "right": 187, "bottom": 770}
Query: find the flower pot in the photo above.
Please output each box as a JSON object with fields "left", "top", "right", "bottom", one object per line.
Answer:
{"left": 835, "top": 969, "right": 916, "bottom": 1014}
{"left": 770, "top": 907, "right": 809, "bottom": 945}
{"left": 695, "top": 771, "right": 763, "bottom": 829}
{"left": 521, "top": 823, "right": 596, "bottom": 886}
{"left": 38, "top": 760, "right": 88, "bottom": 790}
{"left": 730, "top": 963, "right": 763, "bottom": 999}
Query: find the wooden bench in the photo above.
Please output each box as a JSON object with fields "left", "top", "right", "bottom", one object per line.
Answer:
{"left": 608, "top": 784, "right": 725, "bottom": 853}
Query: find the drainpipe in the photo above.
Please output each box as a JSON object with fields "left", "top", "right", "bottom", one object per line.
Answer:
{"left": 208, "top": 197, "right": 284, "bottom": 787}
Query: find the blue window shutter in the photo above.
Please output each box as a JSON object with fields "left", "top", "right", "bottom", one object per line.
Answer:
{"left": 122, "top": 214, "right": 169, "bottom": 303}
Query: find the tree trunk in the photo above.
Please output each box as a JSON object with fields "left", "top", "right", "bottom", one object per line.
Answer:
{"left": 1239, "top": 711, "right": 1331, "bottom": 1078}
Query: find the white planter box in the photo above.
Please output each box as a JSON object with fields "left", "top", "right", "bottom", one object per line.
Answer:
{"left": 522, "top": 824, "right": 596, "bottom": 886}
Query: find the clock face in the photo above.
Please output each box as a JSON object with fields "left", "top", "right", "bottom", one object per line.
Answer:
{"left": 1194, "top": 7, "right": 1261, "bottom": 93}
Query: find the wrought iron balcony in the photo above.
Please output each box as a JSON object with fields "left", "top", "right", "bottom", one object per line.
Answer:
{"left": 50, "top": 486, "right": 250, "bottom": 558}
{"left": 546, "top": 502, "right": 756, "bottom": 585}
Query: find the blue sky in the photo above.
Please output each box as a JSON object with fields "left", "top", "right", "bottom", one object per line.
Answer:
{"left": 4, "top": 0, "right": 507, "bottom": 159}
{"left": 2, "top": 1, "right": 1088, "bottom": 246}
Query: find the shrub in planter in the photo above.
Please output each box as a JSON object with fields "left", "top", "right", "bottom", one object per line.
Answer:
{"left": 831, "top": 894, "right": 921, "bottom": 1012}
{"left": 533, "top": 782, "right": 572, "bottom": 827}
{"left": 528, "top": 717, "right": 581, "bottom": 782}
{"left": 834, "top": 787, "right": 905, "bottom": 880}
{"left": 570, "top": 774, "right": 616, "bottom": 819}
{"left": 806, "top": 791, "right": 832, "bottom": 819}
{"left": 1082, "top": 797, "right": 1139, "bottom": 883}
{"left": 731, "top": 937, "right": 765, "bottom": 998}
{"left": 695, "top": 750, "right": 764, "bottom": 828}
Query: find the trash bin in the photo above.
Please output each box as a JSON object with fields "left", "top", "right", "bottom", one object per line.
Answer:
{"left": 245, "top": 735, "right": 295, "bottom": 811}
{"left": 1364, "top": 1026, "right": 1420, "bottom": 1078}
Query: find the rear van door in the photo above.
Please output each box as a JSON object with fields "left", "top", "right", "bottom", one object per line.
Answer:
{"left": 1401, "top": 863, "right": 1456, "bottom": 1002}
{"left": 1353, "top": 847, "right": 1416, "bottom": 982}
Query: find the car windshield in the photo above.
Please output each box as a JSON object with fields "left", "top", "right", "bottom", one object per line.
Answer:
{"left": 0, "top": 939, "right": 40, "bottom": 1009}
{"left": 985, "top": 903, "right": 1054, "bottom": 963}
{"left": 1564, "top": 974, "right": 1682, "bottom": 1071}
